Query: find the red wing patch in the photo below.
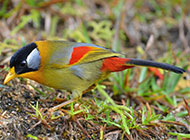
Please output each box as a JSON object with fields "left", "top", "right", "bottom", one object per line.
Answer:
{"left": 69, "top": 46, "right": 95, "bottom": 65}
{"left": 101, "top": 57, "right": 134, "bottom": 72}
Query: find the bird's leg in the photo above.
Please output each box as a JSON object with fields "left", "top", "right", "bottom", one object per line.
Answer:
{"left": 48, "top": 90, "right": 82, "bottom": 113}
{"left": 82, "top": 84, "right": 97, "bottom": 94}
{"left": 71, "top": 90, "right": 83, "bottom": 99}
{"left": 48, "top": 85, "right": 97, "bottom": 113}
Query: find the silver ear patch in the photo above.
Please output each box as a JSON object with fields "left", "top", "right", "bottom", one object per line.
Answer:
{"left": 26, "top": 48, "right": 41, "bottom": 69}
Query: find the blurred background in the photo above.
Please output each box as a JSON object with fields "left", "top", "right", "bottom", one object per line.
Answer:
{"left": 0, "top": 0, "right": 190, "bottom": 139}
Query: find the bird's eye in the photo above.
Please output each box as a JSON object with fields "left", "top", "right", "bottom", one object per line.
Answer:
{"left": 19, "top": 60, "right": 26, "bottom": 67}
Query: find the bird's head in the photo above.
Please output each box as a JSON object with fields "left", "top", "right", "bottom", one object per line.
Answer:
{"left": 4, "top": 43, "right": 41, "bottom": 84}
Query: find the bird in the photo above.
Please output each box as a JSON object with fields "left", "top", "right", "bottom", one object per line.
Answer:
{"left": 4, "top": 40, "right": 185, "bottom": 110}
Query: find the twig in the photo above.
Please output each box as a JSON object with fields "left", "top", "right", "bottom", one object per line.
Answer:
{"left": 146, "top": 102, "right": 152, "bottom": 117}
{"left": 183, "top": 98, "right": 190, "bottom": 118}
{"left": 179, "top": 19, "right": 190, "bottom": 52}
{"left": 76, "top": 119, "right": 91, "bottom": 138}
{"left": 145, "top": 34, "right": 154, "bottom": 52}
{"left": 137, "top": 129, "right": 152, "bottom": 139}
{"left": 104, "top": 130, "right": 122, "bottom": 137}
{"left": 28, "top": 120, "right": 42, "bottom": 131}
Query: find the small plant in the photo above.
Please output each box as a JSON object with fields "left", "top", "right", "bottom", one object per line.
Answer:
{"left": 26, "top": 134, "right": 39, "bottom": 140}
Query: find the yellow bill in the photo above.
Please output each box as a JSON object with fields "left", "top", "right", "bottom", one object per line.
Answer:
{"left": 4, "top": 67, "right": 17, "bottom": 84}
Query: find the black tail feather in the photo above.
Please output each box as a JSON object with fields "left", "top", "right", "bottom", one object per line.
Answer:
{"left": 126, "top": 58, "right": 185, "bottom": 74}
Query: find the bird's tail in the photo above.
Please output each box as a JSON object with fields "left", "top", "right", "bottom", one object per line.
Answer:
{"left": 125, "top": 58, "right": 185, "bottom": 74}
{"left": 101, "top": 57, "right": 185, "bottom": 74}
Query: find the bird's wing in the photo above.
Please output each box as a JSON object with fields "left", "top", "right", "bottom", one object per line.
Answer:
{"left": 50, "top": 43, "right": 121, "bottom": 69}
{"left": 69, "top": 45, "right": 120, "bottom": 65}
